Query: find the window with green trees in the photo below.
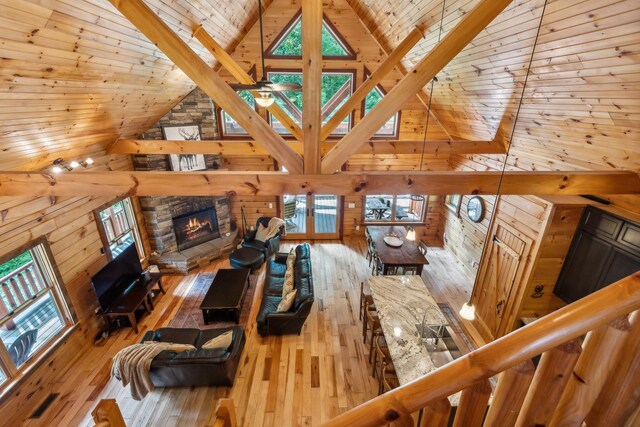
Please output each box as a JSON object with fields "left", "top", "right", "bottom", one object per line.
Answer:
{"left": 363, "top": 69, "right": 399, "bottom": 138}
{"left": 221, "top": 90, "right": 255, "bottom": 136}
{"left": 268, "top": 70, "right": 354, "bottom": 135}
{"left": 0, "top": 239, "right": 72, "bottom": 380}
{"left": 267, "top": 14, "right": 355, "bottom": 58}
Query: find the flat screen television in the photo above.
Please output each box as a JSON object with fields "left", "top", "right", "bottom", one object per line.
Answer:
{"left": 92, "top": 244, "right": 143, "bottom": 311}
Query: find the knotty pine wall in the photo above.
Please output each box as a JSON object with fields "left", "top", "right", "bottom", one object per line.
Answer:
{"left": 0, "top": 152, "right": 150, "bottom": 424}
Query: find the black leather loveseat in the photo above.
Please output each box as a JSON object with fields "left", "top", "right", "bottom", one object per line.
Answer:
{"left": 141, "top": 326, "right": 245, "bottom": 387}
{"left": 256, "top": 243, "right": 314, "bottom": 336}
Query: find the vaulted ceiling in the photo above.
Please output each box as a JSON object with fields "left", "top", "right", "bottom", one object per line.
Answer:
{"left": 1, "top": 0, "right": 638, "bottom": 173}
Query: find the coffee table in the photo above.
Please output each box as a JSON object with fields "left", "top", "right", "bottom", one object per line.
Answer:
{"left": 200, "top": 268, "right": 251, "bottom": 324}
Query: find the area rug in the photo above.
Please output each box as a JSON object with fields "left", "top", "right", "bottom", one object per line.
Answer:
{"left": 168, "top": 271, "right": 259, "bottom": 329}
{"left": 437, "top": 303, "right": 476, "bottom": 353}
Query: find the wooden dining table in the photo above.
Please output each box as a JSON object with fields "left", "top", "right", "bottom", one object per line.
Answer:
{"left": 367, "top": 225, "right": 428, "bottom": 275}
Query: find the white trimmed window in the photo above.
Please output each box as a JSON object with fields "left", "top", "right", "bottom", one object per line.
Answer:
{"left": 97, "top": 198, "right": 145, "bottom": 261}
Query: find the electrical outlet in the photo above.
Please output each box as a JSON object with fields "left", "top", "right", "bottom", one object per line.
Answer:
{"left": 268, "top": 202, "right": 273, "bottom": 209}
{"left": 348, "top": 203, "right": 356, "bottom": 209}
{"left": 355, "top": 225, "right": 360, "bottom": 231}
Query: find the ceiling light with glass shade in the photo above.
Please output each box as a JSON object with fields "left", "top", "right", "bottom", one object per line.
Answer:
{"left": 254, "top": 91, "right": 275, "bottom": 108}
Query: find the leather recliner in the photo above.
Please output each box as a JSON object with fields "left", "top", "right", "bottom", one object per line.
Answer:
{"left": 256, "top": 243, "right": 314, "bottom": 336}
{"left": 241, "top": 217, "right": 285, "bottom": 260}
{"left": 141, "top": 326, "right": 245, "bottom": 387}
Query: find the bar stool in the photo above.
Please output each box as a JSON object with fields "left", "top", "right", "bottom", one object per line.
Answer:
{"left": 364, "top": 308, "right": 383, "bottom": 364}
{"left": 373, "top": 335, "right": 396, "bottom": 394}
{"left": 381, "top": 363, "right": 400, "bottom": 394}
{"left": 359, "top": 282, "right": 376, "bottom": 321}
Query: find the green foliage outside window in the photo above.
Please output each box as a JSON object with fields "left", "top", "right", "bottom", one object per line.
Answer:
{"left": 271, "top": 20, "right": 350, "bottom": 57}
{"left": 0, "top": 251, "right": 33, "bottom": 278}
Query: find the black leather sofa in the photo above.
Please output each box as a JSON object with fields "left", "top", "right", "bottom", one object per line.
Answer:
{"left": 141, "top": 326, "right": 245, "bottom": 387}
{"left": 256, "top": 243, "right": 314, "bottom": 336}
{"left": 241, "top": 217, "right": 285, "bottom": 260}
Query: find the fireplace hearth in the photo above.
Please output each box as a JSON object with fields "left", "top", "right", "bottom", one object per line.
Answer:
{"left": 173, "top": 207, "right": 220, "bottom": 251}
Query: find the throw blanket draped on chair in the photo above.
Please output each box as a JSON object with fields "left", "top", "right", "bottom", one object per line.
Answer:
{"left": 111, "top": 342, "right": 195, "bottom": 400}
{"left": 257, "top": 217, "right": 287, "bottom": 240}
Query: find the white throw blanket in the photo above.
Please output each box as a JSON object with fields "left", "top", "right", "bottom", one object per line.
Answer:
{"left": 255, "top": 217, "right": 287, "bottom": 241}
{"left": 111, "top": 342, "right": 195, "bottom": 400}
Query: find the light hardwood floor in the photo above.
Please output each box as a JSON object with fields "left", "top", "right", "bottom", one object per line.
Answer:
{"left": 23, "top": 238, "right": 475, "bottom": 427}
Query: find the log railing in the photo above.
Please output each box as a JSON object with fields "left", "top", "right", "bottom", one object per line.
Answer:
{"left": 0, "top": 261, "right": 47, "bottom": 319}
{"left": 323, "top": 271, "right": 640, "bottom": 427}
{"left": 91, "top": 399, "right": 126, "bottom": 427}
{"left": 210, "top": 398, "right": 238, "bottom": 427}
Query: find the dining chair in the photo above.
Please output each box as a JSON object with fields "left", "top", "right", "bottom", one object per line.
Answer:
{"left": 398, "top": 266, "right": 418, "bottom": 275}
{"left": 417, "top": 240, "right": 428, "bottom": 256}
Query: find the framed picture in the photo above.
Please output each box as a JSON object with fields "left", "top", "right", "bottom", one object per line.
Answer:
{"left": 162, "top": 125, "right": 207, "bottom": 171}
{"left": 445, "top": 194, "right": 462, "bottom": 216}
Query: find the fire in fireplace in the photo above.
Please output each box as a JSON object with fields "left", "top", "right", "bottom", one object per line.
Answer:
{"left": 172, "top": 207, "right": 220, "bottom": 251}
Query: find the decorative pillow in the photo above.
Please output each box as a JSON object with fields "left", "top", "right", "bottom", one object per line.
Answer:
{"left": 202, "top": 330, "right": 233, "bottom": 350}
{"left": 286, "top": 247, "right": 297, "bottom": 268}
{"left": 255, "top": 223, "right": 270, "bottom": 242}
{"left": 277, "top": 289, "right": 297, "bottom": 312}
{"left": 282, "top": 270, "right": 295, "bottom": 298}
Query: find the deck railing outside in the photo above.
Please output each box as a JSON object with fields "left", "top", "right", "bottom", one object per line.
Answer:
{"left": 0, "top": 261, "right": 47, "bottom": 319}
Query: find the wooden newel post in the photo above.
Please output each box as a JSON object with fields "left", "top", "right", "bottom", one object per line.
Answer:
{"left": 91, "top": 399, "right": 126, "bottom": 427}
{"left": 515, "top": 338, "right": 582, "bottom": 426}
{"left": 212, "top": 398, "right": 238, "bottom": 427}
{"left": 484, "top": 359, "right": 535, "bottom": 425}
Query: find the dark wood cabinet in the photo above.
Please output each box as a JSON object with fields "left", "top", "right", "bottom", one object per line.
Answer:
{"left": 555, "top": 207, "right": 640, "bottom": 303}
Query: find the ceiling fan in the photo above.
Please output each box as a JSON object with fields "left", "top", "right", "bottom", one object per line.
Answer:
{"left": 229, "top": 0, "right": 302, "bottom": 107}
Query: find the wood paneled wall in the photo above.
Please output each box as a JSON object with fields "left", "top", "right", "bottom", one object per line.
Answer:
{"left": 441, "top": 195, "right": 494, "bottom": 276}
{"left": 0, "top": 152, "right": 143, "bottom": 425}
{"left": 0, "top": 0, "right": 268, "bottom": 171}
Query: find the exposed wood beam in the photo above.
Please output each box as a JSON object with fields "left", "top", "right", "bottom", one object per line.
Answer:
{"left": 1, "top": 171, "right": 637, "bottom": 197}
{"left": 192, "top": 25, "right": 304, "bottom": 141}
{"left": 302, "top": 0, "right": 323, "bottom": 173}
{"left": 107, "top": 0, "right": 303, "bottom": 174}
{"left": 322, "top": 0, "right": 514, "bottom": 173}
{"left": 110, "top": 138, "right": 506, "bottom": 156}
{"left": 320, "top": 26, "right": 423, "bottom": 141}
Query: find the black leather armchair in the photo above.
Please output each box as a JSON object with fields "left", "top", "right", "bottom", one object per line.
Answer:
{"left": 241, "top": 216, "right": 285, "bottom": 259}
{"left": 141, "top": 326, "right": 245, "bottom": 387}
{"left": 256, "top": 243, "right": 314, "bottom": 336}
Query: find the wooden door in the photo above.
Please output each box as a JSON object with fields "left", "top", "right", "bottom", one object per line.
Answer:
{"left": 476, "top": 221, "right": 532, "bottom": 339}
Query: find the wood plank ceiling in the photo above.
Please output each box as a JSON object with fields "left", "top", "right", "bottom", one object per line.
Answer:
{"left": 0, "top": 0, "right": 638, "bottom": 174}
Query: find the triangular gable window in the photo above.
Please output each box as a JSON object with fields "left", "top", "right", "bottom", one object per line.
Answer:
{"left": 362, "top": 67, "right": 400, "bottom": 138}
{"left": 268, "top": 70, "right": 354, "bottom": 136}
{"left": 266, "top": 11, "right": 356, "bottom": 59}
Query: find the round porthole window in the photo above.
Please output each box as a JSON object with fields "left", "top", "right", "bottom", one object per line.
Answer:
{"left": 467, "top": 196, "right": 485, "bottom": 223}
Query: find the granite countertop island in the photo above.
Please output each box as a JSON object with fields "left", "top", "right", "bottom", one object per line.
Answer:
{"left": 368, "top": 275, "right": 460, "bottom": 405}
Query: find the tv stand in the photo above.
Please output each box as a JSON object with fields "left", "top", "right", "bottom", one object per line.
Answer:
{"left": 102, "top": 273, "right": 165, "bottom": 333}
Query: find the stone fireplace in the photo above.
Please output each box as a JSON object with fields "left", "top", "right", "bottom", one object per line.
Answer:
{"left": 133, "top": 88, "right": 240, "bottom": 274}
{"left": 140, "top": 196, "right": 237, "bottom": 275}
